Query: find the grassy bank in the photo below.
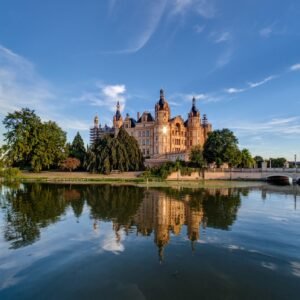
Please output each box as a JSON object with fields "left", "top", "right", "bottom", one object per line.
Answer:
{"left": 0, "top": 171, "right": 264, "bottom": 189}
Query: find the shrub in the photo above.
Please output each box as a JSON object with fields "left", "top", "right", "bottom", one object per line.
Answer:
{"left": 0, "top": 167, "right": 21, "bottom": 179}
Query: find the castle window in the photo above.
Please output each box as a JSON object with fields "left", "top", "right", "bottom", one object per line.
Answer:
{"left": 142, "top": 131, "right": 145, "bottom": 137}
{"left": 146, "top": 149, "right": 149, "bottom": 155}
{"left": 142, "top": 139, "right": 145, "bottom": 145}
{"left": 146, "top": 139, "right": 150, "bottom": 145}
{"left": 146, "top": 130, "right": 150, "bottom": 137}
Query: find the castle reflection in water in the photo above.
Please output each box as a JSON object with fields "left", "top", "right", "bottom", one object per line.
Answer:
{"left": 0, "top": 183, "right": 241, "bottom": 261}
{"left": 94, "top": 188, "right": 235, "bottom": 261}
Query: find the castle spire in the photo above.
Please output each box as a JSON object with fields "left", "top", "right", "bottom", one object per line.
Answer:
{"left": 190, "top": 96, "right": 199, "bottom": 116}
{"left": 115, "top": 101, "right": 121, "bottom": 120}
{"left": 160, "top": 88, "right": 164, "bottom": 100}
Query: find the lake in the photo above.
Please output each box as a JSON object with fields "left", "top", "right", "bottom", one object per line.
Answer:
{"left": 0, "top": 183, "right": 299, "bottom": 300}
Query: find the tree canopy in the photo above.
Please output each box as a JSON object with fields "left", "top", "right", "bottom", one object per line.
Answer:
{"left": 2, "top": 108, "right": 67, "bottom": 172}
{"left": 69, "top": 132, "right": 86, "bottom": 165}
{"left": 203, "top": 129, "right": 240, "bottom": 167}
{"left": 85, "top": 127, "right": 144, "bottom": 174}
{"left": 189, "top": 145, "right": 205, "bottom": 168}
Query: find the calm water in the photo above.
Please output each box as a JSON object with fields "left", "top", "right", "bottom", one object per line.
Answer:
{"left": 0, "top": 183, "right": 299, "bottom": 300}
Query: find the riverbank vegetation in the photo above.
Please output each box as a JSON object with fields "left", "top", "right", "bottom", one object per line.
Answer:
{"left": 0, "top": 107, "right": 291, "bottom": 178}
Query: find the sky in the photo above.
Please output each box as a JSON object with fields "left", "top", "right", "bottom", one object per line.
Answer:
{"left": 0, "top": 0, "right": 300, "bottom": 160}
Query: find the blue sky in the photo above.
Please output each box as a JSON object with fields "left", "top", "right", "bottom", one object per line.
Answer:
{"left": 0, "top": 0, "right": 300, "bottom": 160}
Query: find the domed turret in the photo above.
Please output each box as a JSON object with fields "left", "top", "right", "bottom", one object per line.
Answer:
{"left": 155, "top": 89, "right": 170, "bottom": 123}
{"left": 113, "top": 101, "right": 123, "bottom": 132}
{"left": 190, "top": 97, "right": 199, "bottom": 117}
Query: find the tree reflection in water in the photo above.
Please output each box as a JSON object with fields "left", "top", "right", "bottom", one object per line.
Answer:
{"left": 0, "top": 183, "right": 245, "bottom": 258}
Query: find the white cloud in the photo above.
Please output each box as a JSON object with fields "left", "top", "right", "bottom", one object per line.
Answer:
{"left": 214, "top": 31, "right": 231, "bottom": 43}
{"left": 290, "top": 63, "right": 300, "bottom": 71}
{"left": 215, "top": 48, "right": 232, "bottom": 68}
{"left": 194, "top": 24, "right": 205, "bottom": 33}
{"left": 0, "top": 45, "right": 55, "bottom": 114}
{"left": 108, "top": 0, "right": 168, "bottom": 54}
{"left": 259, "top": 26, "right": 273, "bottom": 38}
{"left": 172, "top": 0, "right": 216, "bottom": 18}
{"left": 230, "top": 116, "right": 300, "bottom": 136}
{"left": 248, "top": 75, "right": 276, "bottom": 88}
{"left": 225, "top": 88, "right": 245, "bottom": 94}
{"left": 78, "top": 83, "right": 127, "bottom": 113}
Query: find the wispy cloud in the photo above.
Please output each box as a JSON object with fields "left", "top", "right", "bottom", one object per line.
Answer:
{"left": 290, "top": 63, "right": 300, "bottom": 71}
{"left": 172, "top": 0, "right": 216, "bottom": 18}
{"left": 215, "top": 48, "right": 232, "bottom": 68}
{"left": 225, "top": 75, "right": 277, "bottom": 94}
{"left": 106, "top": 0, "right": 168, "bottom": 54}
{"left": 194, "top": 24, "right": 205, "bottom": 33}
{"left": 0, "top": 45, "right": 55, "bottom": 114}
{"left": 78, "top": 83, "right": 126, "bottom": 112}
{"left": 248, "top": 75, "right": 277, "bottom": 88}
{"left": 230, "top": 116, "right": 300, "bottom": 136}
{"left": 225, "top": 88, "right": 245, "bottom": 94}
{"left": 213, "top": 31, "right": 231, "bottom": 43}
{"left": 259, "top": 26, "right": 273, "bottom": 38}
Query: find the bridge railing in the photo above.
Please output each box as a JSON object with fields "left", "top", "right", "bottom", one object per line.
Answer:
{"left": 206, "top": 168, "right": 300, "bottom": 173}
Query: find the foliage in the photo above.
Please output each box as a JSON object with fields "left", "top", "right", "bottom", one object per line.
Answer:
{"left": 203, "top": 129, "right": 239, "bottom": 167}
{"left": 144, "top": 160, "right": 196, "bottom": 180}
{"left": 268, "top": 157, "right": 287, "bottom": 168}
{"left": 2, "top": 108, "right": 67, "bottom": 172}
{"left": 0, "top": 168, "right": 21, "bottom": 179}
{"left": 69, "top": 132, "right": 86, "bottom": 166}
{"left": 254, "top": 156, "right": 264, "bottom": 168}
{"left": 189, "top": 145, "right": 205, "bottom": 168}
{"left": 84, "top": 128, "right": 144, "bottom": 174}
{"left": 238, "top": 149, "right": 255, "bottom": 168}
{"left": 60, "top": 157, "right": 81, "bottom": 172}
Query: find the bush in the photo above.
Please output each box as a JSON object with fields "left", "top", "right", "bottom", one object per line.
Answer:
{"left": 0, "top": 167, "right": 21, "bottom": 179}
{"left": 60, "top": 157, "right": 81, "bottom": 172}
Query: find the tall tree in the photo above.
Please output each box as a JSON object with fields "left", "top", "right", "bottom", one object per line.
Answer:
{"left": 203, "top": 129, "right": 239, "bottom": 167}
{"left": 239, "top": 149, "right": 255, "bottom": 168}
{"left": 85, "top": 128, "right": 144, "bottom": 174}
{"left": 254, "top": 156, "right": 264, "bottom": 168}
{"left": 189, "top": 145, "right": 205, "bottom": 168}
{"left": 2, "top": 108, "right": 67, "bottom": 172}
{"left": 69, "top": 132, "right": 86, "bottom": 166}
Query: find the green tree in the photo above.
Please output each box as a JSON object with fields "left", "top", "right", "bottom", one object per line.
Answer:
{"left": 84, "top": 128, "right": 144, "bottom": 174}
{"left": 254, "top": 156, "right": 264, "bottom": 168}
{"left": 203, "top": 129, "right": 239, "bottom": 167}
{"left": 69, "top": 132, "right": 86, "bottom": 166}
{"left": 189, "top": 145, "right": 205, "bottom": 168}
{"left": 269, "top": 157, "right": 287, "bottom": 168}
{"left": 239, "top": 149, "right": 255, "bottom": 168}
{"left": 2, "top": 108, "right": 67, "bottom": 172}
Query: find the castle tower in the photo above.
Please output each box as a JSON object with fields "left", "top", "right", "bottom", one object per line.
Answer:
{"left": 187, "top": 97, "right": 202, "bottom": 149}
{"left": 154, "top": 89, "right": 171, "bottom": 155}
{"left": 113, "top": 101, "right": 123, "bottom": 135}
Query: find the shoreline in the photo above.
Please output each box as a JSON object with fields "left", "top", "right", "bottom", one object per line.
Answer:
{"left": 1, "top": 171, "right": 266, "bottom": 189}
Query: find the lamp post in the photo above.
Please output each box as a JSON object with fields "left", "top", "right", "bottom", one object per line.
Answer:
{"left": 295, "top": 154, "right": 297, "bottom": 173}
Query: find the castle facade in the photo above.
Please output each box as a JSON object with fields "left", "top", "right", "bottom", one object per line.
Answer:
{"left": 90, "top": 89, "right": 212, "bottom": 159}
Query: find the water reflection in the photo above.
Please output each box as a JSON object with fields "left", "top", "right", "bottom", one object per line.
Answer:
{"left": 0, "top": 183, "right": 244, "bottom": 258}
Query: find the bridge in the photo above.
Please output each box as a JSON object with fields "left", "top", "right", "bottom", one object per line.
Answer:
{"left": 209, "top": 168, "right": 300, "bottom": 183}
{"left": 167, "top": 168, "right": 300, "bottom": 183}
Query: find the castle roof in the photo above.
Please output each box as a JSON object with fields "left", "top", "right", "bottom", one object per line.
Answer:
{"left": 115, "top": 101, "right": 122, "bottom": 121}
{"left": 190, "top": 97, "right": 199, "bottom": 116}
{"left": 137, "top": 112, "right": 154, "bottom": 123}
{"left": 156, "top": 89, "right": 169, "bottom": 111}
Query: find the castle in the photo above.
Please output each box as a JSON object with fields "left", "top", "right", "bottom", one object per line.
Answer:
{"left": 90, "top": 89, "right": 212, "bottom": 159}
